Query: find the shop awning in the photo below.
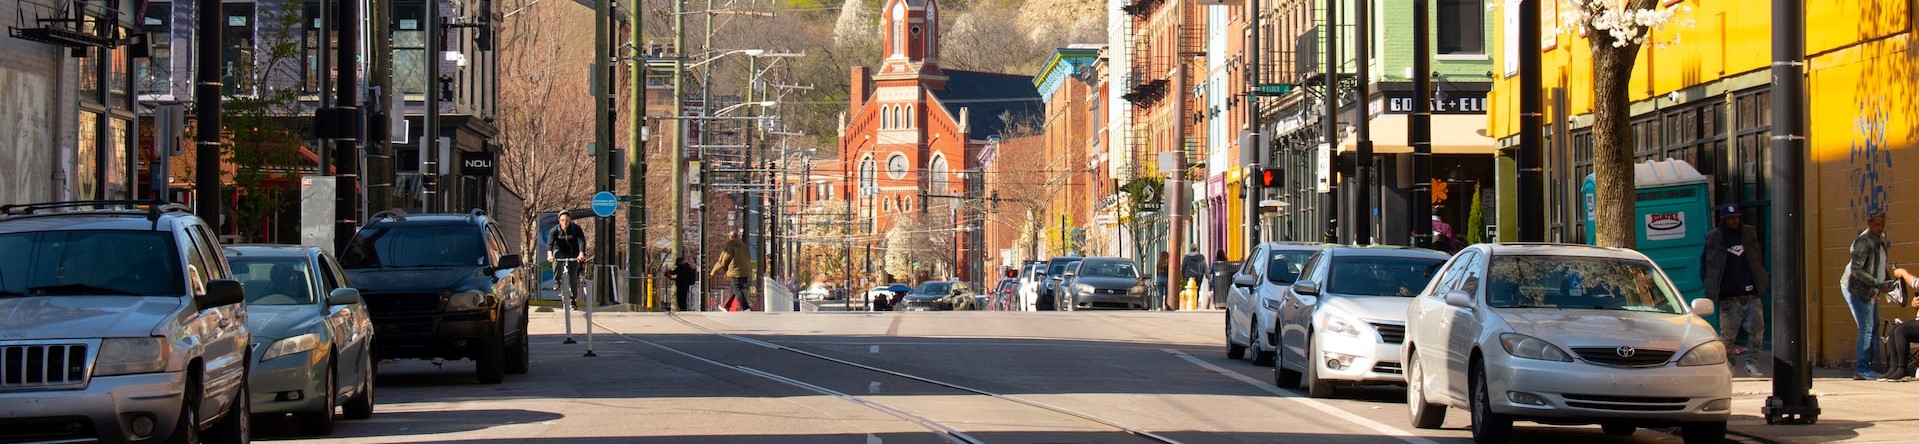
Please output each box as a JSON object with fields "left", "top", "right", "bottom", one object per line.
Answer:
{"left": 1337, "top": 114, "right": 1496, "bottom": 155}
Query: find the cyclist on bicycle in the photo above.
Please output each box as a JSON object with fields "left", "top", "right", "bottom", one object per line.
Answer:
{"left": 549, "top": 212, "right": 587, "bottom": 307}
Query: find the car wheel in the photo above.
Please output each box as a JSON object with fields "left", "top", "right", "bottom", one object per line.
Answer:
{"left": 1305, "top": 335, "right": 1335, "bottom": 398}
{"left": 1226, "top": 311, "right": 1247, "bottom": 360}
{"left": 343, "top": 356, "right": 375, "bottom": 420}
{"left": 1681, "top": 421, "right": 1726, "bottom": 444}
{"left": 1407, "top": 354, "right": 1446, "bottom": 429}
{"left": 506, "top": 315, "right": 531, "bottom": 375}
{"left": 163, "top": 385, "right": 200, "bottom": 444}
{"left": 298, "top": 362, "right": 337, "bottom": 435}
{"left": 1252, "top": 321, "right": 1277, "bottom": 366}
{"left": 476, "top": 329, "right": 507, "bottom": 384}
{"left": 1600, "top": 422, "right": 1634, "bottom": 436}
{"left": 205, "top": 378, "right": 250, "bottom": 444}
{"left": 1273, "top": 336, "right": 1303, "bottom": 388}
{"left": 1470, "top": 362, "right": 1514, "bottom": 444}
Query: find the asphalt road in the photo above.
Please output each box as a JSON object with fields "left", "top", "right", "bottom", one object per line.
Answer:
{"left": 253, "top": 308, "right": 1701, "bottom": 443}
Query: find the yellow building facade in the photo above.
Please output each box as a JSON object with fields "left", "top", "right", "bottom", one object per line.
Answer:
{"left": 1489, "top": 0, "right": 1919, "bottom": 366}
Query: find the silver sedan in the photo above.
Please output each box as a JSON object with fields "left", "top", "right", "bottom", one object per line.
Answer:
{"left": 1403, "top": 244, "right": 1729, "bottom": 443}
{"left": 226, "top": 245, "right": 378, "bottom": 435}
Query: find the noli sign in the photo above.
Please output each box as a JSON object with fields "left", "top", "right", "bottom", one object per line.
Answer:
{"left": 461, "top": 151, "right": 496, "bottom": 177}
{"left": 1645, "top": 212, "right": 1685, "bottom": 241}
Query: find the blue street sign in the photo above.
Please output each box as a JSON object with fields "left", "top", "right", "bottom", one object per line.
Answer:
{"left": 591, "top": 191, "right": 618, "bottom": 218}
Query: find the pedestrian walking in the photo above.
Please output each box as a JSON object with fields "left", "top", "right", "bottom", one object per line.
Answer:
{"left": 1843, "top": 210, "right": 1893, "bottom": 380}
{"left": 666, "top": 259, "right": 698, "bottom": 311}
{"left": 1181, "top": 246, "right": 1208, "bottom": 310}
{"left": 1700, "top": 204, "right": 1769, "bottom": 377}
{"left": 548, "top": 212, "right": 587, "bottom": 307}
{"left": 1153, "top": 251, "right": 1170, "bottom": 310}
{"left": 711, "top": 234, "right": 752, "bottom": 311}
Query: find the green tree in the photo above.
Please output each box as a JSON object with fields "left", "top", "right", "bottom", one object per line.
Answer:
{"left": 1562, "top": 0, "right": 1688, "bottom": 247}
{"left": 219, "top": 2, "right": 311, "bottom": 241}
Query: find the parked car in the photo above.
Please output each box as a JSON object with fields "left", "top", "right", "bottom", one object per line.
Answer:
{"left": 1403, "top": 243, "right": 1729, "bottom": 443}
{"left": 1056, "top": 257, "right": 1149, "bottom": 310}
{"left": 1271, "top": 246, "right": 1449, "bottom": 397}
{"left": 992, "top": 279, "right": 1019, "bottom": 310}
{"left": 0, "top": 201, "right": 252, "bottom": 443}
{"left": 798, "top": 284, "right": 830, "bottom": 300}
{"left": 898, "top": 281, "right": 955, "bottom": 311}
{"left": 1225, "top": 242, "right": 1333, "bottom": 366}
{"left": 1016, "top": 262, "right": 1045, "bottom": 310}
{"left": 226, "top": 244, "right": 378, "bottom": 434}
{"left": 340, "top": 209, "right": 532, "bottom": 384}
{"left": 1036, "top": 257, "right": 1083, "bottom": 311}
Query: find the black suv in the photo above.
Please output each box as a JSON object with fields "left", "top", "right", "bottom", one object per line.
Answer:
{"left": 340, "top": 209, "right": 530, "bottom": 383}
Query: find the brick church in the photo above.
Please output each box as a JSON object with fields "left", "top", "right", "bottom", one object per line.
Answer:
{"left": 839, "top": 0, "right": 1041, "bottom": 283}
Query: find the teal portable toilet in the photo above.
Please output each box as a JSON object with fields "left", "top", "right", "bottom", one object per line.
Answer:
{"left": 1582, "top": 159, "right": 1713, "bottom": 309}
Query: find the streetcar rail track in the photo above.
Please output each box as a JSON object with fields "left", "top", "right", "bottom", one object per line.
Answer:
{"left": 589, "top": 313, "right": 1184, "bottom": 444}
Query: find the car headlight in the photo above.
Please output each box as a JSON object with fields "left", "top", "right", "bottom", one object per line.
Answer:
{"left": 1129, "top": 284, "right": 1146, "bottom": 295}
{"left": 261, "top": 333, "right": 322, "bottom": 362}
{"left": 1498, "top": 333, "right": 1573, "bottom": 362}
{"left": 445, "top": 290, "right": 490, "bottom": 311}
{"left": 1677, "top": 341, "right": 1728, "bottom": 366}
{"left": 1319, "top": 312, "right": 1361, "bottom": 337}
{"left": 95, "top": 337, "right": 170, "bottom": 376}
{"left": 1075, "top": 284, "right": 1094, "bottom": 294}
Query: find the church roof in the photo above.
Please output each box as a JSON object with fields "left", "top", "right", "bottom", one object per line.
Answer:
{"left": 931, "top": 70, "right": 1043, "bottom": 140}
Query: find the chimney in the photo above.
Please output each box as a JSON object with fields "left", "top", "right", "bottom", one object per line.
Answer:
{"left": 850, "top": 66, "right": 871, "bottom": 108}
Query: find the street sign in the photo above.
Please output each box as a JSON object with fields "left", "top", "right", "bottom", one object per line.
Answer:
{"left": 1254, "top": 84, "right": 1295, "bottom": 96}
{"left": 591, "top": 191, "right": 618, "bottom": 217}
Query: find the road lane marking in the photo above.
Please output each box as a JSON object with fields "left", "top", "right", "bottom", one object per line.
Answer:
{"left": 871, "top": 345, "right": 881, "bottom": 353}
{"left": 870, "top": 382, "right": 882, "bottom": 393}
{"left": 1166, "top": 349, "right": 1440, "bottom": 444}
{"left": 868, "top": 434, "right": 883, "bottom": 444}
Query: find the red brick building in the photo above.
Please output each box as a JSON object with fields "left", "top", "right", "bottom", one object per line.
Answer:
{"left": 839, "top": 0, "right": 1041, "bottom": 284}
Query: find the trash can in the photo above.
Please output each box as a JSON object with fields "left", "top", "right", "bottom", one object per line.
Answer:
{"left": 1212, "top": 261, "right": 1239, "bottom": 310}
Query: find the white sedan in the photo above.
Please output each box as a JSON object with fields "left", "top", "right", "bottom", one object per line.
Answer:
{"left": 1403, "top": 243, "right": 1729, "bottom": 443}
{"left": 1271, "top": 246, "right": 1449, "bottom": 397}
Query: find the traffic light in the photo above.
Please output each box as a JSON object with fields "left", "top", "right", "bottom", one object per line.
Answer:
{"left": 1256, "top": 167, "right": 1284, "bottom": 188}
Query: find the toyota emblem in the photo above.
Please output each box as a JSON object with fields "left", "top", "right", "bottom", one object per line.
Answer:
{"left": 1615, "top": 346, "right": 1637, "bottom": 358}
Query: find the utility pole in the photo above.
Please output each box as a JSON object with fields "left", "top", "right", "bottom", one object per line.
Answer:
{"left": 1517, "top": 0, "right": 1544, "bottom": 242}
{"left": 1244, "top": 0, "right": 1261, "bottom": 255}
{"left": 626, "top": 1, "right": 648, "bottom": 309}
{"left": 1765, "top": 0, "right": 1819, "bottom": 425}
{"left": 744, "top": 55, "right": 760, "bottom": 301}
{"left": 425, "top": 0, "right": 443, "bottom": 213}
{"left": 366, "top": 0, "right": 395, "bottom": 215}
{"left": 593, "top": 0, "right": 614, "bottom": 305}
{"left": 1320, "top": 0, "right": 1339, "bottom": 243}
{"left": 695, "top": 0, "right": 716, "bottom": 307}
{"left": 194, "top": 0, "right": 222, "bottom": 221}
{"left": 1409, "top": 0, "right": 1432, "bottom": 248}
{"left": 670, "top": 0, "right": 688, "bottom": 276}
{"left": 332, "top": 0, "right": 363, "bottom": 251}
{"left": 1352, "top": 0, "right": 1372, "bottom": 245}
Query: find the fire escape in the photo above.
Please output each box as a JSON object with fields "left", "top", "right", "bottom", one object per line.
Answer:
{"left": 9, "top": 0, "right": 126, "bottom": 54}
{"left": 1177, "top": 0, "right": 1206, "bottom": 179}
{"left": 1119, "top": 0, "right": 1165, "bottom": 183}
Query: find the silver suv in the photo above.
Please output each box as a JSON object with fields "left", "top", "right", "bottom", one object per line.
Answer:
{"left": 0, "top": 201, "right": 253, "bottom": 443}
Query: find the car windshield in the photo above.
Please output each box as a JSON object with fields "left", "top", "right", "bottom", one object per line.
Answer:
{"left": 1325, "top": 255, "right": 1446, "bottom": 297}
{"left": 915, "top": 282, "right": 952, "bottom": 295}
{"left": 1080, "top": 261, "right": 1138, "bottom": 278}
{"left": 1047, "top": 259, "right": 1079, "bottom": 275}
{"left": 0, "top": 230, "right": 184, "bottom": 297}
{"left": 339, "top": 226, "right": 486, "bottom": 269}
{"left": 1265, "top": 250, "right": 1319, "bottom": 284}
{"left": 228, "top": 256, "right": 315, "bottom": 305}
{"left": 1486, "top": 255, "right": 1685, "bottom": 313}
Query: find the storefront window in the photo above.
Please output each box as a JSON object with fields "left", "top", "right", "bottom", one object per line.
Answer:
{"left": 222, "top": 3, "right": 256, "bottom": 95}
{"left": 393, "top": 1, "right": 426, "bottom": 95}
{"left": 108, "top": 118, "right": 131, "bottom": 198}
{"left": 77, "top": 112, "right": 100, "bottom": 199}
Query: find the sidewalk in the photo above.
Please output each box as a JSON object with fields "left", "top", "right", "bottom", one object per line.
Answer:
{"left": 1725, "top": 355, "right": 1919, "bottom": 443}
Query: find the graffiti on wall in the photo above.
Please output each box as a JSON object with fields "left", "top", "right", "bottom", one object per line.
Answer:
{"left": 1, "top": 68, "right": 55, "bottom": 203}
{"left": 1849, "top": 98, "right": 1893, "bottom": 218}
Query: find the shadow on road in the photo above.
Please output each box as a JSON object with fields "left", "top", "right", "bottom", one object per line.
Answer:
{"left": 252, "top": 409, "right": 566, "bottom": 440}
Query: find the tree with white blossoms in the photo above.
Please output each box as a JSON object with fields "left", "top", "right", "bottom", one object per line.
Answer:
{"left": 1557, "top": 0, "right": 1689, "bottom": 248}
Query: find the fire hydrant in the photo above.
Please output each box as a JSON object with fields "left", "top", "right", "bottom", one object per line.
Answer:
{"left": 1180, "top": 278, "right": 1199, "bottom": 311}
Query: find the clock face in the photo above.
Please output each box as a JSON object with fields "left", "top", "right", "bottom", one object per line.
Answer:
{"left": 886, "top": 154, "right": 909, "bottom": 180}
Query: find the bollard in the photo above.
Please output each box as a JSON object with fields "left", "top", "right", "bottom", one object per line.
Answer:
{"left": 559, "top": 258, "right": 578, "bottom": 344}
{"left": 583, "top": 265, "right": 603, "bottom": 357}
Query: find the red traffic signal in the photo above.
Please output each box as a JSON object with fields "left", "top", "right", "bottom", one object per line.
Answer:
{"left": 1004, "top": 268, "right": 1018, "bottom": 278}
{"left": 1257, "top": 167, "right": 1283, "bottom": 188}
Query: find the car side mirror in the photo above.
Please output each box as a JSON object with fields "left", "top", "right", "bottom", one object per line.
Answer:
{"left": 1063, "top": 272, "right": 1076, "bottom": 279}
{"left": 1293, "top": 281, "right": 1322, "bottom": 296}
{"left": 327, "top": 288, "right": 363, "bottom": 306}
{"left": 1443, "top": 290, "right": 1474, "bottom": 309}
{"left": 495, "top": 254, "right": 523, "bottom": 270}
{"left": 1690, "top": 298, "right": 1715, "bottom": 316}
{"left": 1233, "top": 273, "right": 1257, "bottom": 287}
{"left": 199, "top": 279, "right": 246, "bottom": 308}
